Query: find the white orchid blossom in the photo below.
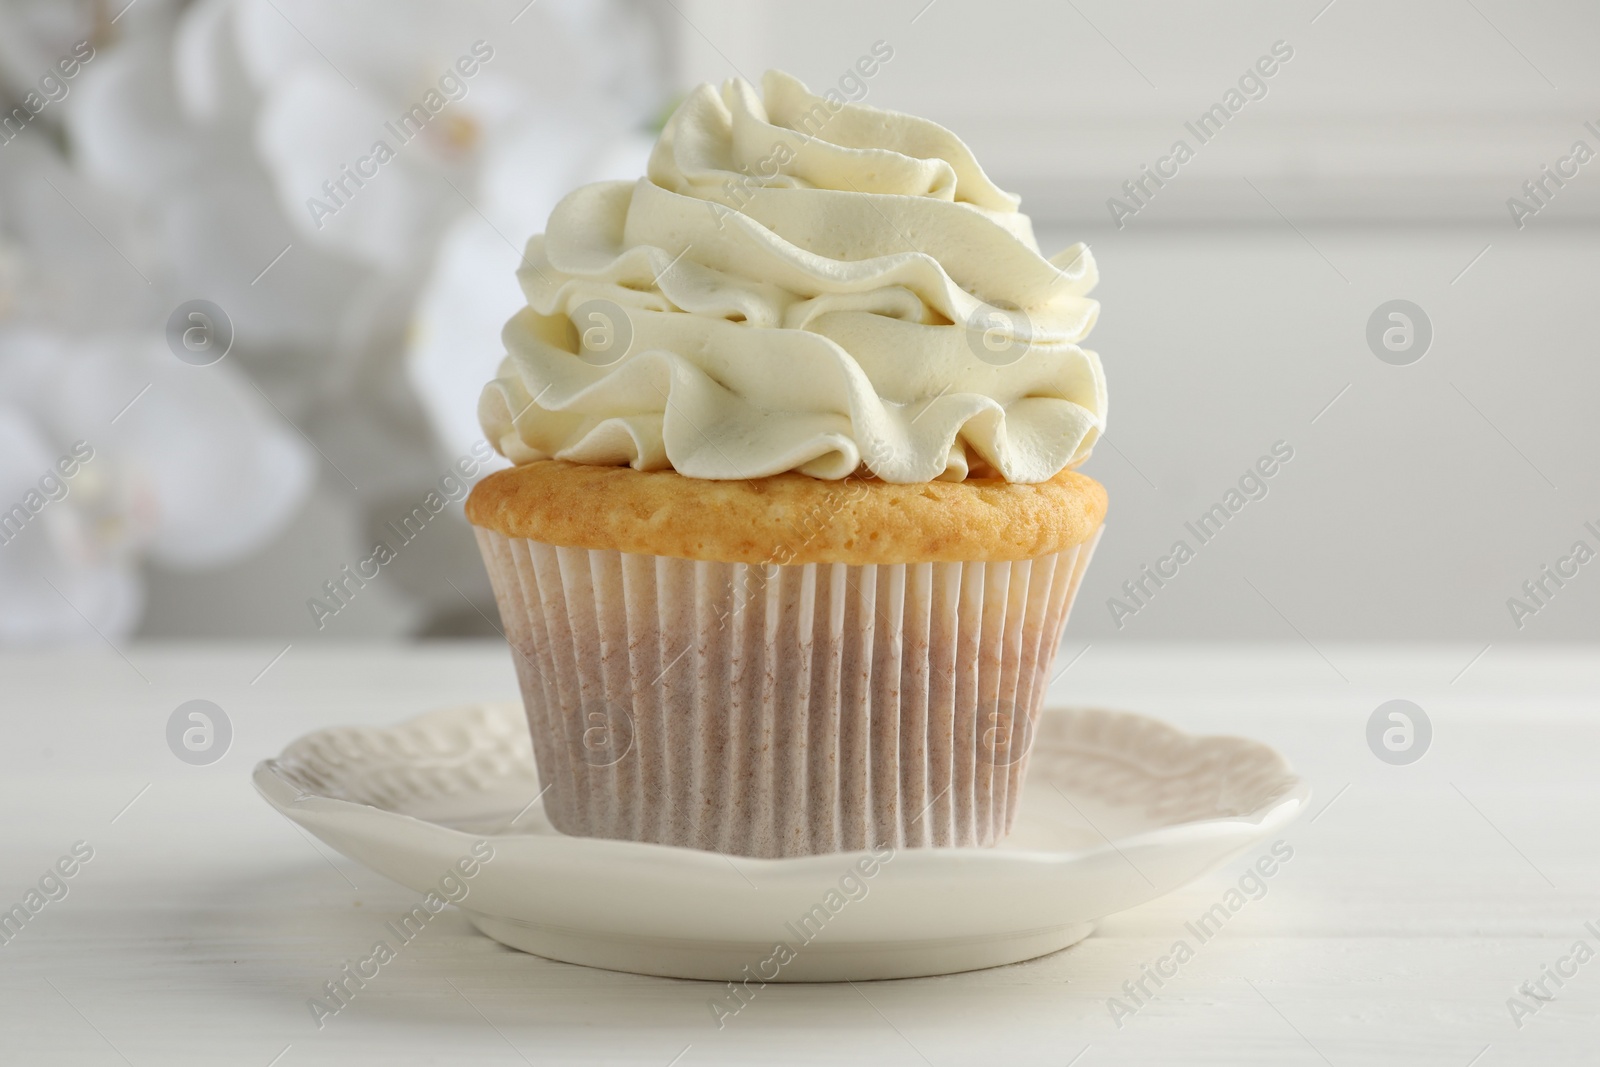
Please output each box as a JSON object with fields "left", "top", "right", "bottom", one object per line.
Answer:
{"left": 2, "top": 0, "right": 665, "bottom": 641}
{"left": 0, "top": 325, "right": 313, "bottom": 642}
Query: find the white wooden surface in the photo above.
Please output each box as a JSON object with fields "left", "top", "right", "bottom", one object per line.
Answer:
{"left": 1, "top": 641, "right": 1595, "bottom": 1065}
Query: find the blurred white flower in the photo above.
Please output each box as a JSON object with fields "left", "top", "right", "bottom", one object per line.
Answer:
{"left": 67, "top": 4, "right": 391, "bottom": 368}
{"left": 0, "top": 327, "right": 313, "bottom": 643}
{"left": 67, "top": 0, "right": 663, "bottom": 390}
{"left": 4, "top": 0, "right": 665, "bottom": 640}
{"left": 0, "top": 93, "right": 312, "bottom": 644}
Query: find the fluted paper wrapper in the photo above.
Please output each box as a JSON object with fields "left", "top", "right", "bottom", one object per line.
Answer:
{"left": 473, "top": 527, "right": 1100, "bottom": 858}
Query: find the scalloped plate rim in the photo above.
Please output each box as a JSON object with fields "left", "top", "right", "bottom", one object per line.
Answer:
{"left": 253, "top": 703, "right": 1310, "bottom": 871}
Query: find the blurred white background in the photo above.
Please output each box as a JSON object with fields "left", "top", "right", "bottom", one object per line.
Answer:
{"left": 2, "top": 0, "right": 1596, "bottom": 646}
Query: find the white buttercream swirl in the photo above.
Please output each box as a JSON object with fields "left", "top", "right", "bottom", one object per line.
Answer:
{"left": 480, "top": 70, "right": 1105, "bottom": 483}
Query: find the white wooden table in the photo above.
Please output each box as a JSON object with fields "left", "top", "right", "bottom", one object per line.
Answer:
{"left": 1, "top": 641, "right": 1593, "bottom": 1065}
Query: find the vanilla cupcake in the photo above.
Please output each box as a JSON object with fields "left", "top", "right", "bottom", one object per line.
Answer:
{"left": 468, "top": 71, "right": 1107, "bottom": 858}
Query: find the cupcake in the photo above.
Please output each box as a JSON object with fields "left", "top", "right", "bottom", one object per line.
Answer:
{"left": 467, "top": 71, "right": 1107, "bottom": 859}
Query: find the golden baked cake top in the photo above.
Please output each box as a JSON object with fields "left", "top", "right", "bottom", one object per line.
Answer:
{"left": 467, "top": 460, "right": 1105, "bottom": 565}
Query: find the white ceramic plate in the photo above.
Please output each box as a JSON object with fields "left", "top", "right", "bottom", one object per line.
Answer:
{"left": 254, "top": 703, "right": 1307, "bottom": 982}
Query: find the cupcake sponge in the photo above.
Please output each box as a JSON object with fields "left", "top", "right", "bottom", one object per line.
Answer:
{"left": 466, "top": 460, "right": 1106, "bottom": 566}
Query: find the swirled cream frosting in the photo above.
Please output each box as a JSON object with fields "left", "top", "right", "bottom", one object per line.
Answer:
{"left": 480, "top": 70, "right": 1106, "bottom": 483}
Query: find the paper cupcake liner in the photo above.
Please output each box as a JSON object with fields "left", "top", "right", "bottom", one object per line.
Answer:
{"left": 473, "top": 527, "right": 1100, "bottom": 858}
